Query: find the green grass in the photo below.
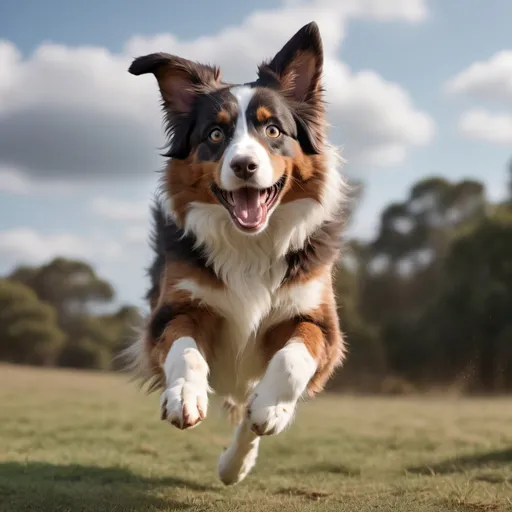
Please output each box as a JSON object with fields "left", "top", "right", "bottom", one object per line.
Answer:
{"left": 0, "top": 364, "right": 511, "bottom": 512}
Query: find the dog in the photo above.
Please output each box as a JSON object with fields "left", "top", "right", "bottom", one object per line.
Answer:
{"left": 124, "top": 21, "right": 347, "bottom": 485}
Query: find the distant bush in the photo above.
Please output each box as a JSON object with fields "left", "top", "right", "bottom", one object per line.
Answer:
{"left": 58, "top": 338, "right": 111, "bottom": 370}
{"left": 3, "top": 258, "right": 142, "bottom": 371}
{"left": 0, "top": 279, "right": 65, "bottom": 365}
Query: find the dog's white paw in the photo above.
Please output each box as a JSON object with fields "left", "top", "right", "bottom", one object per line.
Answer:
{"left": 160, "top": 378, "right": 207, "bottom": 430}
{"left": 218, "top": 423, "right": 260, "bottom": 485}
{"left": 246, "top": 391, "right": 296, "bottom": 436}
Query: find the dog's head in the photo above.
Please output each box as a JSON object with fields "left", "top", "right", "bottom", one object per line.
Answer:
{"left": 130, "top": 22, "right": 326, "bottom": 235}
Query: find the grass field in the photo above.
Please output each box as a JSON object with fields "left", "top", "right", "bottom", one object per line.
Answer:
{"left": 0, "top": 364, "right": 511, "bottom": 512}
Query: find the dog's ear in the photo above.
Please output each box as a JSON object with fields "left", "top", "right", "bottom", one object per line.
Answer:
{"left": 259, "top": 22, "right": 323, "bottom": 104}
{"left": 258, "top": 22, "right": 325, "bottom": 154}
{"left": 129, "top": 53, "right": 222, "bottom": 158}
{"left": 129, "top": 53, "right": 221, "bottom": 115}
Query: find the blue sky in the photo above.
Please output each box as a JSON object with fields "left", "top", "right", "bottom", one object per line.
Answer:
{"left": 1, "top": 0, "right": 511, "bottom": 307}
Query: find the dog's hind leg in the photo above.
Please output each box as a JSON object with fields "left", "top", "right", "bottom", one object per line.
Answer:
{"left": 217, "top": 416, "right": 260, "bottom": 485}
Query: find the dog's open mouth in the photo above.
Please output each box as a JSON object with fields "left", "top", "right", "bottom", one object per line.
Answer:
{"left": 212, "top": 175, "right": 287, "bottom": 232}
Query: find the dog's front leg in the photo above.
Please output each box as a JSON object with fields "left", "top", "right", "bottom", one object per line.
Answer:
{"left": 160, "top": 335, "right": 209, "bottom": 429}
{"left": 247, "top": 339, "right": 316, "bottom": 436}
{"left": 247, "top": 317, "right": 340, "bottom": 436}
{"left": 150, "top": 307, "right": 218, "bottom": 430}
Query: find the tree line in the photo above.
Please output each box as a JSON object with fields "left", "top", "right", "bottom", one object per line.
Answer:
{"left": 1, "top": 160, "right": 511, "bottom": 393}
{"left": 0, "top": 259, "right": 140, "bottom": 370}
{"left": 333, "top": 159, "right": 512, "bottom": 393}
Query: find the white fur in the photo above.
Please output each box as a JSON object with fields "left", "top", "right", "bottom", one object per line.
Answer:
{"left": 218, "top": 420, "right": 260, "bottom": 485}
{"left": 247, "top": 339, "right": 317, "bottom": 435}
{"left": 160, "top": 336, "right": 209, "bottom": 429}
{"left": 219, "top": 86, "right": 275, "bottom": 190}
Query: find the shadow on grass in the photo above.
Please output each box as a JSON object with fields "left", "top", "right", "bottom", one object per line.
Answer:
{"left": 277, "top": 462, "right": 361, "bottom": 477}
{"left": 0, "top": 461, "right": 215, "bottom": 511}
{"left": 407, "top": 448, "right": 512, "bottom": 476}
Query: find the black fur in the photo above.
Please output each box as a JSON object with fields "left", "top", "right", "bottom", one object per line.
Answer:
{"left": 129, "top": 53, "right": 225, "bottom": 159}
{"left": 149, "top": 303, "right": 175, "bottom": 340}
{"left": 145, "top": 201, "right": 214, "bottom": 305}
{"left": 283, "top": 205, "right": 346, "bottom": 283}
{"left": 256, "top": 22, "right": 325, "bottom": 154}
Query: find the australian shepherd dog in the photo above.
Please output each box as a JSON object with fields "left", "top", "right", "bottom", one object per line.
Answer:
{"left": 124, "top": 21, "right": 347, "bottom": 485}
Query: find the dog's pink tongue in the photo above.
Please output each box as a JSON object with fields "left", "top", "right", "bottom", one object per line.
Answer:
{"left": 232, "top": 188, "right": 262, "bottom": 226}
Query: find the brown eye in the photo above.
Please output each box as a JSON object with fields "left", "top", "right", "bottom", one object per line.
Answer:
{"left": 265, "top": 125, "right": 281, "bottom": 138}
{"left": 209, "top": 128, "right": 224, "bottom": 143}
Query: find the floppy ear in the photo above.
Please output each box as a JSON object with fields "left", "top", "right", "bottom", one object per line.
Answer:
{"left": 258, "top": 22, "right": 325, "bottom": 154}
{"left": 129, "top": 53, "right": 221, "bottom": 115}
{"left": 129, "top": 53, "right": 222, "bottom": 158}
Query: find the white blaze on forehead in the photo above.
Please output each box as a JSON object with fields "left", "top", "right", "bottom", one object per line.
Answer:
{"left": 233, "top": 86, "right": 254, "bottom": 140}
{"left": 219, "top": 86, "right": 274, "bottom": 190}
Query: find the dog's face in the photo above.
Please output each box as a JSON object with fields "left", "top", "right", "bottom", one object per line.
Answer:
{"left": 130, "top": 22, "right": 325, "bottom": 235}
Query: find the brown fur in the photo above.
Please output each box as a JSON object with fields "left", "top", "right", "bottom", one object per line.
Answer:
{"left": 166, "top": 156, "right": 218, "bottom": 225}
{"left": 256, "top": 106, "right": 272, "bottom": 123}
{"left": 141, "top": 259, "right": 224, "bottom": 389}
{"left": 217, "top": 109, "right": 231, "bottom": 124}
{"left": 263, "top": 268, "right": 344, "bottom": 396}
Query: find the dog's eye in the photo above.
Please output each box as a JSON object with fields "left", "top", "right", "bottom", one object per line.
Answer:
{"left": 208, "top": 128, "right": 224, "bottom": 143}
{"left": 265, "top": 125, "right": 281, "bottom": 138}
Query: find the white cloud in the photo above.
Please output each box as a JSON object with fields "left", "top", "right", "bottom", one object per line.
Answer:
{"left": 0, "top": 229, "right": 89, "bottom": 263}
{"left": 0, "top": 0, "right": 433, "bottom": 185}
{"left": 324, "top": 61, "right": 434, "bottom": 166}
{"left": 89, "top": 197, "right": 149, "bottom": 222}
{"left": 0, "top": 166, "right": 78, "bottom": 195}
{"left": 123, "top": 225, "right": 149, "bottom": 244}
{"left": 0, "top": 39, "right": 163, "bottom": 181}
{"left": 88, "top": 197, "right": 150, "bottom": 244}
{"left": 458, "top": 108, "right": 512, "bottom": 145}
{"left": 0, "top": 227, "right": 150, "bottom": 305}
{"left": 0, "top": 228, "right": 126, "bottom": 267}
{"left": 445, "top": 50, "right": 512, "bottom": 104}
{"left": 0, "top": 168, "right": 36, "bottom": 194}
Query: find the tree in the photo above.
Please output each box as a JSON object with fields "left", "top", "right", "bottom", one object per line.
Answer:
{"left": 508, "top": 157, "right": 512, "bottom": 204}
{"left": 0, "top": 279, "right": 65, "bottom": 365}
{"left": 355, "top": 176, "right": 487, "bottom": 375}
{"left": 7, "top": 258, "right": 138, "bottom": 371}
{"left": 10, "top": 257, "right": 114, "bottom": 327}
{"left": 425, "top": 206, "right": 512, "bottom": 391}
{"left": 330, "top": 254, "right": 387, "bottom": 392}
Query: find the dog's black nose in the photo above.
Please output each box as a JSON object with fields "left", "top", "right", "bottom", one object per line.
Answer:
{"left": 230, "top": 156, "right": 259, "bottom": 181}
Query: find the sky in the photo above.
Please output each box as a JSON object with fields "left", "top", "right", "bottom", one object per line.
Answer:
{"left": 1, "top": 0, "right": 511, "bottom": 307}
